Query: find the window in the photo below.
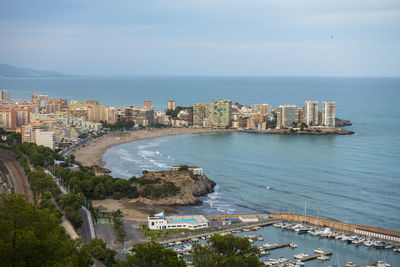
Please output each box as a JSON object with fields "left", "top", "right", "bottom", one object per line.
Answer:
{"left": 151, "top": 222, "right": 154, "bottom": 226}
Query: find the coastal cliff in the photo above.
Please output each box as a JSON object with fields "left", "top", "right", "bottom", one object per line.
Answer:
{"left": 130, "top": 170, "right": 216, "bottom": 206}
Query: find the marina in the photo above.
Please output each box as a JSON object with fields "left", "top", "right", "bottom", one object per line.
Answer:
{"left": 155, "top": 213, "right": 399, "bottom": 266}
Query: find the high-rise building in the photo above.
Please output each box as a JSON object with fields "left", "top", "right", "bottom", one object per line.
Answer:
{"left": 277, "top": 105, "right": 298, "bottom": 128}
{"left": 144, "top": 100, "right": 153, "bottom": 110}
{"left": 0, "top": 109, "right": 17, "bottom": 129}
{"left": 46, "top": 98, "right": 68, "bottom": 113}
{"left": 193, "top": 103, "right": 208, "bottom": 127}
{"left": 35, "top": 129, "right": 55, "bottom": 149}
{"left": 0, "top": 90, "right": 9, "bottom": 101}
{"left": 208, "top": 100, "right": 232, "bottom": 128}
{"left": 304, "top": 100, "right": 319, "bottom": 126}
{"left": 121, "top": 106, "right": 154, "bottom": 126}
{"left": 252, "top": 104, "right": 272, "bottom": 116}
{"left": 322, "top": 101, "right": 336, "bottom": 127}
{"left": 168, "top": 100, "right": 176, "bottom": 110}
{"left": 297, "top": 108, "right": 305, "bottom": 124}
{"left": 21, "top": 122, "right": 44, "bottom": 143}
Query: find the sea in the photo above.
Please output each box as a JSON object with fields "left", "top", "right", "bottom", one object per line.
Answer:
{"left": 2, "top": 76, "right": 400, "bottom": 265}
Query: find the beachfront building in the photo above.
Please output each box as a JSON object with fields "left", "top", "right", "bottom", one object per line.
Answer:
{"left": 208, "top": 100, "right": 232, "bottom": 128}
{"left": 121, "top": 106, "right": 154, "bottom": 126}
{"left": 297, "top": 108, "right": 305, "bottom": 124}
{"left": 304, "top": 100, "right": 319, "bottom": 126}
{"left": 322, "top": 101, "right": 336, "bottom": 128}
{"left": 276, "top": 105, "right": 298, "bottom": 128}
{"left": 252, "top": 104, "right": 272, "bottom": 116}
{"left": 148, "top": 212, "right": 209, "bottom": 230}
{"left": 193, "top": 103, "right": 209, "bottom": 127}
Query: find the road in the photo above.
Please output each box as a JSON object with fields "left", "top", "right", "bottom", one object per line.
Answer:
{"left": 45, "top": 169, "right": 95, "bottom": 243}
{"left": 0, "top": 149, "right": 34, "bottom": 202}
{"left": 79, "top": 207, "right": 93, "bottom": 243}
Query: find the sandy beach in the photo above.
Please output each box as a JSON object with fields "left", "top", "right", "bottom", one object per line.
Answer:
{"left": 72, "top": 128, "right": 232, "bottom": 167}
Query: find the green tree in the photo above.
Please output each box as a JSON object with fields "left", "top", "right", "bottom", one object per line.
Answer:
{"left": 83, "top": 238, "right": 116, "bottom": 267}
{"left": 114, "top": 241, "right": 186, "bottom": 267}
{"left": 192, "top": 234, "right": 262, "bottom": 267}
{"left": 94, "top": 183, "right": 106, "bottom": 199}
{"left": 65, "top": 206, "right": 83, "bottom": 228}
{"left": 300, "top": 122, "right": 308, "bottom": 131}
{"left": 0, "top": 194, "right": 91, "bottom": 266}
{"left": 178, "top": 165, "right": 189, "bottom": 171}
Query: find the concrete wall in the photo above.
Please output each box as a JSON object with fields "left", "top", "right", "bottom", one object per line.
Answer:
{"left": 270, "top": 212, "right": 356, "bottom": 232}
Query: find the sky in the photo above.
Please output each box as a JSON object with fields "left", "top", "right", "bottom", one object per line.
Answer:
{"left": 0, "top": 0, "right": 399, "bottom": 76}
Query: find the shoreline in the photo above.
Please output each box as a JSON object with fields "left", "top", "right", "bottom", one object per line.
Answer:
{"left": 72, "top": 127, "right": 354, "bottom": 168}
{"left": 72, "top": 128, "right": 233, "bottom": 167}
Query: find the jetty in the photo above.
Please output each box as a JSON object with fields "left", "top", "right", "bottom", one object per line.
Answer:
{"left": 271, "top": 252, "right": 332, "bottom": 267}
{"left": 263, "top": 242, "right": 291, "bottom": 251}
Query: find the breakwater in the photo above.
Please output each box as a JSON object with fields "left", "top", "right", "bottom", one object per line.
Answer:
{"left": 270, "top": 212, "right": 400, "bottom": 243}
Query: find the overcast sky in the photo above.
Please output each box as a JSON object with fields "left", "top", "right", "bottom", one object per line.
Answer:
{"left": 0, "top": 0, "right": 399, "bottom": 76}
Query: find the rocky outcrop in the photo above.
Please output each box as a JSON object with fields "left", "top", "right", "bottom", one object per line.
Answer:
{"left": 130, "top": 170, "right": 216, "bottom": 206}
{"left": 241, "top": 128, "right": 354, "bottom": 135}
{"left": 335, "top": 118, "right": 352, "bottom": 127}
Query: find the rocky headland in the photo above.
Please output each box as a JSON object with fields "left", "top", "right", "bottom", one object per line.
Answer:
{"left": 335, "top": 118, "right": 352, "bottom": 127}
{"left": 130, "top": 170, "right": 216, "bottom": 206}
{"left": 240, "top": 127, "right": 354, "bottom": 135}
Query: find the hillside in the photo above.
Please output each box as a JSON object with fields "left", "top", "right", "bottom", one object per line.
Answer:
{"left": 0, "top": 64, "right": 75, "bottom": 77}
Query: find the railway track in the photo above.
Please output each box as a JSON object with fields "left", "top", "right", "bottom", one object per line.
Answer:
{"left": 0, "top": 149, "right": 34, "bottom": 203}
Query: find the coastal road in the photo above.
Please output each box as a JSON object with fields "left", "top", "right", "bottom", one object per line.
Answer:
{"left": 0, "top": 149, "right": 34, "bottom": 202}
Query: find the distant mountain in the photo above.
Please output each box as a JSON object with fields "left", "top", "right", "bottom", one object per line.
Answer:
{"left": 0, "top": 64, "right": 76, "bottom": 77}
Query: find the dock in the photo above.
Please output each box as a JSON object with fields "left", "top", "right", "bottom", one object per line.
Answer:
{"left": 263, "top": 242, "right": 291, "bottom": 251}
{"left": 359, "top": 262, "right": 378, "bottom": 267}
{"left": 158, "top": 220, "right": 276, "bottom": 245}
{"left": 271, "top": 252, "right": 332, "bottom": 267}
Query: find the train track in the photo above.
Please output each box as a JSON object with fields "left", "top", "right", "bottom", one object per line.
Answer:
{"left": 0, "top": 149, "right": 34, "bottom": 203}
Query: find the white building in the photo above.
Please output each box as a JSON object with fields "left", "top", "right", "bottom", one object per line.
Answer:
{"left": 239, "top": 215, "right": 259, "bottom": 223}
{"left": 148, "top": 212, "right": 209, "bottom": 230}
{"left": 304, "top": 100, "right": 319, "bottom": 126}
{"left": 171, "top": 166, "right": 203, "bottom": 175}
{"left": 35, "top": 129, "right": 55, "bottom": 149}
{"left": 322, "top": 101, "right": 336, "bottom": 128}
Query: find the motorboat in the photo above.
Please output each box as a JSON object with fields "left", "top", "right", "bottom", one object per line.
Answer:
{"left": 294, "top": 253, "right": 309, "bottom": 259}
{"left": 314, "top": 248, "right": 324, "bottom": 254}
{"left": 317, "top": 255, "right": 330, "bottom": 261}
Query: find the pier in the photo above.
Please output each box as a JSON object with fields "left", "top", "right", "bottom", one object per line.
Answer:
{"left": 263, "top": 242, "right": 291, "bottom": 251}
{"left": 271, "top": 252, "right": 332, "bottom": 267}
{"left": 270, "top": 212, "right": 400, "bottom": 243}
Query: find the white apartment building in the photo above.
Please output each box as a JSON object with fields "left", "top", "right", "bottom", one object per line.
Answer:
{"left": 304, "top": 100, "right": 319, "bottom": 126}
{"left": 322, "top": 101, "right": 336, "bottom": 128}
{"left": 35, "top": 129, "right": 55, "bottom": 149}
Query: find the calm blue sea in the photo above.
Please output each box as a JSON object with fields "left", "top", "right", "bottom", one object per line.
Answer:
{"left": 2, "top": 76, "right": 400, "bottom": 265}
